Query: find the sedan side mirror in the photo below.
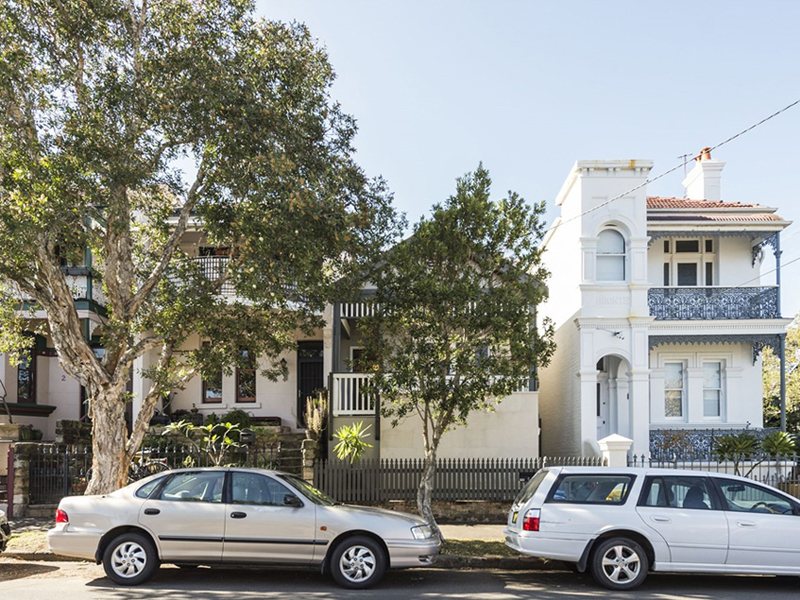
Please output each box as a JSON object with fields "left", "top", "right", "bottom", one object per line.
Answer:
{"left": 284, "top": 494, "right": 303, "bottom": 508}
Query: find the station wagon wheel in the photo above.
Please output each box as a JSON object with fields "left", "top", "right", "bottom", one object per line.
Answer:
{"left": 590, "top": 537, "right": 648, "bottom": 591}
{"left": 102, "top": 532, "right": 160, "bottom": 586}
{"left": 330, "top": 535, "right": 387, "bottom": 589}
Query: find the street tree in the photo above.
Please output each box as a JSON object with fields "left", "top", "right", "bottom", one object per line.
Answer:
{"left": 0, "top": 0, "right": 401, "bottom": 493}
{"left": 763, "top": 313, "right": 800, "bottom": 431}
{"left": 360, "top": 165, "right": 555, "bottom": 530}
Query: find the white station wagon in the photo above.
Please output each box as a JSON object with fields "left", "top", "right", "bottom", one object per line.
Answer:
{"left": 505, "top": 466, "right": 800, "bottom": 590}
{"left": 48, "top": 467, "right": 440, "bottom": 588}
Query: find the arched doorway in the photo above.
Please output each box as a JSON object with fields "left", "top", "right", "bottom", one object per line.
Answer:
{"left": 596, "top": 355, "right": 631, "bottom": 440}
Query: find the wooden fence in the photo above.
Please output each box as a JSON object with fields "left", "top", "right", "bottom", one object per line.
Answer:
{"left": 314, "top": 456, "right": 606, "bottom": 503}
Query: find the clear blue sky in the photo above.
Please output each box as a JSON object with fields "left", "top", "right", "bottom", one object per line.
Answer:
{"left": 259, "top": 0, "right": 800, "bottom": 318}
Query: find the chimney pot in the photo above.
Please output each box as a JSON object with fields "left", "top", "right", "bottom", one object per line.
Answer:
{"left": 697, "top": 147, "right": 712, "bottom": 161}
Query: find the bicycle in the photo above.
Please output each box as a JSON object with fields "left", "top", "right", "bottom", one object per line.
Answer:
{"left": 127, "top": 450, "right": 170, "bottom": 483}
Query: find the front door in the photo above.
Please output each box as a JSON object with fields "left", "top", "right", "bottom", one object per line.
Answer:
{"left": 139, "top": 470, "right": 227, "bottom": 561}
{"left": 223, "top": 471, "right": 318, "bottom": 564}
{"left": 297, "top": 341, "right": 324, "bottom": 427}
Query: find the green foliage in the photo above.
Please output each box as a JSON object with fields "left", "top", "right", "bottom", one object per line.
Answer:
{"left": 163, "top": 419, "right": 242, "bottom": 467}
{"left": 761, "top": 430, "right": 796, "bottom": 456}
{"left": 763, "top": 314, "right": 800, "bottom": 431}
{"left": 0, "top": 0, "right": 401, "bottom": 489}
{"left": 713, "top": 433, "right": 759, "bottom": 460}
{"left": 220, "top": 409, "right": 253, "bottom": 429}
{"left": 333, "top": 421, "right": 373, "bottom": 465}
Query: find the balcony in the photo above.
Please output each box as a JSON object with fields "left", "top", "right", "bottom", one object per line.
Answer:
{"left": 648, "top": 286, "right": 779, "bottom": 320}
{"left": 331, "top": 373, "right": 376, "bottom": 417}
{"left": 20, "top": 270, "right": 105, "bottom": 307}
{"left": 191, "top": 256, "right": 235, "bottom": 296}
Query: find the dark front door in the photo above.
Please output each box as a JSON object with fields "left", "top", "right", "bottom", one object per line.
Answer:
{"left": 297, "top": 342, "right": 324, "bottom": 427}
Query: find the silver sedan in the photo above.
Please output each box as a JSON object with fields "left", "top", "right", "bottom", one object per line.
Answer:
{"left": 47, "top": 467, "right": 441, "bottom": 589}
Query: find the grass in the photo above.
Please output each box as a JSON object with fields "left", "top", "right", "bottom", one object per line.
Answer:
{"left": 7, "top": 530, "right": 48, "bottom": 553}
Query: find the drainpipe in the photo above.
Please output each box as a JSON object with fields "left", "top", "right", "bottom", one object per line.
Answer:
{"left": 330, "top": 302, "right": 341, "bottom": 441}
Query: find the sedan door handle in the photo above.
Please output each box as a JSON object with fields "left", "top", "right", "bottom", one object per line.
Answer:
{"left": 651, "top": 516, "right": 672, "bottom": 523}
{"left": 230, "top": 511, "right": 247, "bottom": 519}
{"left": 736, "top": 521, "right": 757, "bottom": 527}
{"left": 143, "top": 508, "right": 160, "bottom": 516}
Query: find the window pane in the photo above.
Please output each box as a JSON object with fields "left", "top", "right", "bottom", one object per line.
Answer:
{"left": 717, "top": 479, "right": 795, "bottom": 514}
{"left": 160, "top": 472, "right": 224, "bottom": 503}
{"left": 677, "top": 263, "right": 697, "bottom": 286}
{"left": 597, "top": 230, "right": 625, "bottom": 253}
{"left": 703, "top": 362, "right": 721, "bottom": 388}
{"left": 705, "top": 262, "right": 713, "bottom": 285}
{"left": 705, "top": 239, "right": 714, "bottom": 253}
{"left": 237, "top": 369, "right": 256, "bottom": 402}
{"left": 664, "top": 240, "right": 670, "bottom": 253}
{"left": 231, "top": 473, "right": 292, "bottom": 506}
{"left": 675, "top": 240, "right": 699, "bottom": 253}
{"left": 665, "top": 391, "right": 683, "bottom": 417}
{"left": 703, "top": 390, "right": 721, "bottom": 417}
{"left": 644, "top": 476, "right": 713, "bottom": 509}
{"left": 663, "top": 263, "right": 670, "bottom": 286}
{"left": 664, "top": 363, "right": 683, "bottom": 389}
{"left": 597, "top": 256, "right": 625, "bottom": 281}
{"left": 550, "top": 475, "right": 634, "bottom": 504}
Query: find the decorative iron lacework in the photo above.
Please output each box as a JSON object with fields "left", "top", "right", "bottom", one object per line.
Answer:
{"left": 649, "top": 427, "right": 779, "bottom": 461}
{"left": 649, "top": 333, "right": 784, "bottom": 365}
{"left": 648, "top": 287, "right": 779, "bottom": 321}
{"left": 751, "top": 233, "right": 780, "bottom": 266}
{"left": 646, "top": 230, "right": 776, "bottom": 247}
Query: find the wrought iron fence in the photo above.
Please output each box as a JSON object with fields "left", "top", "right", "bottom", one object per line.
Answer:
{"left": 649, "top": 427, "right": 780, "bottom": 461}
{"left": 314, "top": 456, "right": 606, "bottom": 504}
{"left": 648, "top": 286, "right": 779, "bottom": 320}
{"left": 28, "top": 441, "right": 282, "bottom": 504}
{"left": 628, "top": 454, "right": 800, "bottom": 499}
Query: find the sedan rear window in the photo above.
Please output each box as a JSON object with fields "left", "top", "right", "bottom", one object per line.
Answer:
{"left": 548, "top": 474, "right": 634, "bottom": 504}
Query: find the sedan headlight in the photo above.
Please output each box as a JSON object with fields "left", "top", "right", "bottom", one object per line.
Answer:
{"left": 411, "top": 525, "right": 433, "bottom": 540}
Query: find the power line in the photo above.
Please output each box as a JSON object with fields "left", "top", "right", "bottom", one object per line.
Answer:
{"left": 734, "top": 252, "right": 800, "bottom": 289}
{"left": 545, "top": 97, "right": 800, "bottom": 234}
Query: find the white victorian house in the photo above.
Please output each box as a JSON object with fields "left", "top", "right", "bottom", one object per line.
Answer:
{"left": 538, "top": 151, "right": 791, "bottom": 457}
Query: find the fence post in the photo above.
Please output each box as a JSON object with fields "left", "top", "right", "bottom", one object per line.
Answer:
{"left": 6, "top": 445, "right": 14, "bottom": 518}
{"left": 598, "top": 434, "right": 633, "bottom": 468}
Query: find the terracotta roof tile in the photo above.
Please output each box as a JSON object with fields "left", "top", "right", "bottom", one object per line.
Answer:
{"left": 648, "top": 214, "right": 784, "bottom": 222}
{"left": 647, "top": 196, "right": 763, "bottom": 209}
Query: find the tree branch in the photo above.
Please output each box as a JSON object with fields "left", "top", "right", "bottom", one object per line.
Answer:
{"left": 128, "top": 161, "right": 207, "bottom": 315}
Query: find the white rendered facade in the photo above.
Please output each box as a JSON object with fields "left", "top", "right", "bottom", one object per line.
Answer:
{"left": 538, "top": 155, "right": 791, "bottom": 457}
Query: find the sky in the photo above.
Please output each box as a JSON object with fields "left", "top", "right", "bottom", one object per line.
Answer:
{"left": 259, "top": 0, "right": 800, "bottom": 318}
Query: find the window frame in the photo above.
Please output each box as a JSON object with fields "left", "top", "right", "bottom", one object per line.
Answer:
{"left": 228, "top": 471, "right": 299, "bottom": 507}
{"left": 663, "top": 360, "right": 686, "bottom": 420}
{"left": 16, "top": 345, "right": 36, "bottom": 403}
{"left": 200, "top": 341, "right": 223, "bottom": 404}
{"left": 662, "top": 237, "right": 716, "bottom": 288}
{"left": 155, "top": 470, "right": 227, "bottom": 504}
{"left": 711, "top": 477, "right": 800, "bottom": 516}
{"left": 544, "top": 473, "right": 637, "bottom": 506}
{"left": 637, "top": 475, "right": 722, "bottom": 510}
{"left": 702, "top": 360, "right": 724, "bottom": 419}
{"left": 236, "top": 348, "right": 257, "bottom": 404}
{"left": 596, "top": 228, "right": 627, "bottom": 282}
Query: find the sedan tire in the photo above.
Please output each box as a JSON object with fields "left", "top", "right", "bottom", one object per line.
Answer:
{"left": 330, "top": 535, "right": 387, "bottom": 589}
{"left": 590, "top": 537, "right": 648, "bottom": 591}
{"left": 102, "top": 532, "right": 160, "bottom": 586}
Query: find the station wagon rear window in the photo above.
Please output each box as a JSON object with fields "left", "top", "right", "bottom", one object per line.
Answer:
{"left": 547, "top": 474, "right": 635, "bottom": 504}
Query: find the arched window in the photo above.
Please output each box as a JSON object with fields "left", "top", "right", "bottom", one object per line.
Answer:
{"left": 596, "top": 229, "right": 626, "bottom": 281}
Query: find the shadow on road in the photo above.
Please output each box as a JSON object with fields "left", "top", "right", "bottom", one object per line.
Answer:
{"left": 81, "top": 566, "right": 800, "bottom": 599}
{"left": 0, "top": 562, "right": 60, "bottom": 583}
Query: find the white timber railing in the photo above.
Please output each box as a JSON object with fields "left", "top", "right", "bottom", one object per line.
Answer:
{"left": 331, "top": 373, "right": 376, "bottom": 416}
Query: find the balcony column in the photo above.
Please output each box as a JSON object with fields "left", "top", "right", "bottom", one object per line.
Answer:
{"left": 774, "top": 232, "right": 782, "bottom": 317}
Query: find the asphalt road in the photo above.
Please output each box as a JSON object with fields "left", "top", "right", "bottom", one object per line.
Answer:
{"left": 1, "top": 561, "right": 800, "bottom": 599}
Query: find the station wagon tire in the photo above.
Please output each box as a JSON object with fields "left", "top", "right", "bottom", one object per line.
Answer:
{"left": 330, "top": 535, "right": 387, "bottom": 589}
{"left": 102, "top": 532, "right": 159, "bottom": 586}
{"left": 590, "top": 537, "right": 648, "bottom": 591}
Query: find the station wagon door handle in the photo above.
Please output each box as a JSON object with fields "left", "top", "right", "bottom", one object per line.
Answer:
{"left": 143, "top": 508, "right": 160, "bottom": 516}
{"left": 651, "top": 516, "right": 671, "bottom": 523}
{"left": 736, "top": 521, "right": 757, "bottom": 527}
{"left": 231, "top": 511, "right": 247, "bottom": 519}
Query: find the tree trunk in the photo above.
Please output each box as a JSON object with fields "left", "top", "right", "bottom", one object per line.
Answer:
{"left": 86, "top": 387, "right": 129, "bottom": 494}
{"left": 417, "top": 447, "right": 439, "bottom": 534}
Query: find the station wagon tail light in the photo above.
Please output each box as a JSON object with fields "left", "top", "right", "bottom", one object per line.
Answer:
{"left": 522, "top": 508, "right": 540, "bottom": 532}
{"left": 411, "top": 525, "right": 433, "bottom": 540}
{"left": 55, "top": 509, "right": 69, "bottom": 524}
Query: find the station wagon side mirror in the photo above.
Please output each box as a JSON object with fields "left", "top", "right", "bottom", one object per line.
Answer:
{"left": 284, "top": 494, "right": 304, "bottom": 508}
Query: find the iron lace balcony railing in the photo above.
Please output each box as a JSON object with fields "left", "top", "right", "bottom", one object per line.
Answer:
{"left": 648, "top": 286, "right": 779, "bottom": 320}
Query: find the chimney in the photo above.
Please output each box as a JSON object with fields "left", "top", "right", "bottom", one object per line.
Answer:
{"left": 682, "top": 147, "right": 725, "bottom": 201}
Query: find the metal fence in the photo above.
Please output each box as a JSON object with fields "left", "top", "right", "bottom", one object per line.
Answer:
{"left": 28, "top": 442, "right": 282, "bottom": 505}
{"left": 314, "top": 456, "right": 607, "bottom": 504}
{"left": 628, "top": 454, "right": 800, "bottom": 499}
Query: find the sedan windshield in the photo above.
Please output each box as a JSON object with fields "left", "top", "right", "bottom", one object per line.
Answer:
{"left": 279, "top": 473, "right": 339, "bottom": 506}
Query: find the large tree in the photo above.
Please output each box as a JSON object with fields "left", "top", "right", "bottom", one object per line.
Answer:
{"left": 361, "top": 165, "right": 555, "bottom": 530}
{"left": 764, "top": 314, "right": 800, "bottom": 431}
{"left": 0, "top": 0, "right": 401, "bottom": 493}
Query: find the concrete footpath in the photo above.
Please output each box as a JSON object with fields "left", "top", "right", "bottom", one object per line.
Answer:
{"left": 4, "top": 518, "right": 553, "bottom": 570}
